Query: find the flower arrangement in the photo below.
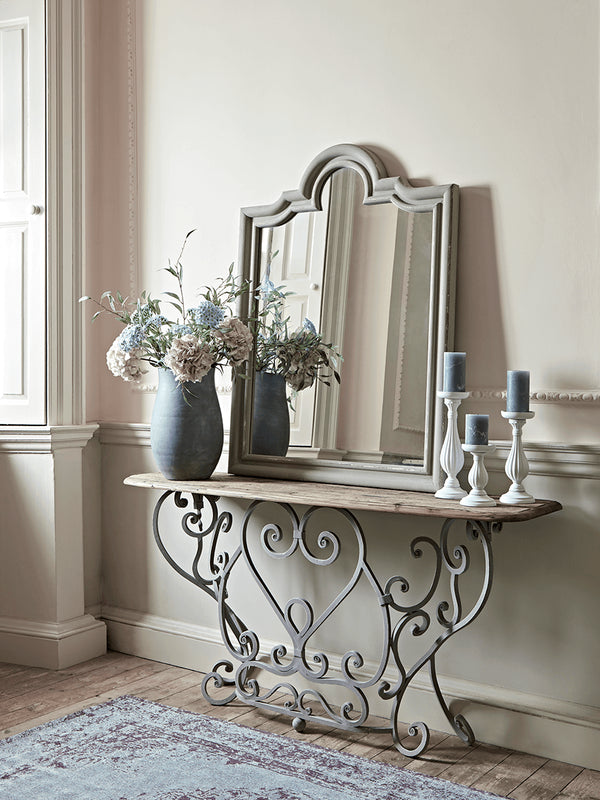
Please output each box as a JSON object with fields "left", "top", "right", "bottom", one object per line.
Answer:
{"left": 81, "top": 231, "right": 252, "bottom": 385}
{"left": 253, "top": 256, "right": 341, "bottom": 393}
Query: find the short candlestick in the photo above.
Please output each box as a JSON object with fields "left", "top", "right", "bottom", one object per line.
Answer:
{"left": 500, "top": 410, "right": 535, "bottom": 505}
{"left": 460, "top": 444, "right": 496, "bottom": 507}
{"left": 435, "top": 391, "right": 470, "bottom": 500}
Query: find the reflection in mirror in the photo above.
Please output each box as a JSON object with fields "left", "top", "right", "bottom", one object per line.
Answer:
{"left": 251, "top": 168, "right": 433, "bottom": 467}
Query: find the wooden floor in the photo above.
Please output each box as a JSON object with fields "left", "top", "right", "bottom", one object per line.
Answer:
{"left": 1, "top": 651, "right": 599, "bottom": 799}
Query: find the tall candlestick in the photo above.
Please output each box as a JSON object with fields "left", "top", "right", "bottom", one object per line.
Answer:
{"left": 465, "top": 414, "right": 489, "bottom": 446}
{"left": 435, "top": 390, "right": 470, "bottom": 500}
{"left": 443, "top": 352, "right": 466, "bottom": 393}
{"left": 506, "top": 370, "right": 530, "bottom": 412}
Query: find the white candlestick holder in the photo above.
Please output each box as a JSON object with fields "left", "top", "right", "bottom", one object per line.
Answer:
{"left": 435, "top": 391, "right": 470, "bottom": 500}
{"left": 500, "top": 410, "right": 535, "bottom": 505}
{"left": 460, "top": 444, "right": 496, "bottom": 507}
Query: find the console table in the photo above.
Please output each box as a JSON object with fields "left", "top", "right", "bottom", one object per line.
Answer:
{"left": 125, "top": 472, "right": 561, "bottom": 756}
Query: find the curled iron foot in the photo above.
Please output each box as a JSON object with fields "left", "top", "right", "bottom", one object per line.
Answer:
{"left": 292, "top": 717, "right": 307, "bottom": 732}
{"left": 394, "top": 720, "right": 430, "bottom": 757}
{"left": 452, "top": 713, "right": 475, "bottom": 745}
{"left": 201, "top": 660, "right": 237, "bottom": 706}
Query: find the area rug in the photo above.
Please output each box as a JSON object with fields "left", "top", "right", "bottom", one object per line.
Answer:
{"left": 0, "top": 695, "right": 504, "bottom": 800}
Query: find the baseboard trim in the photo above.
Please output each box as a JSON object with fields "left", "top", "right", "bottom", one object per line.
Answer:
{"left": 0, "top": 614, "right": 107, "bottom": 670}
{"left": 101, "top": 605, "right": 600, "bottom": 770}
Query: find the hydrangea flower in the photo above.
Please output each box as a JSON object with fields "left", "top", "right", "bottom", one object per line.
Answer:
{"left": 170, "top": 324, "right": 193, "bottom": 336}
{"left": 117, "top": 324, "right": 145, "bottom": 352}
{"left": 106, "top": 338, "right": 146, "bottom": 383}
{"left": 216, "top": 317, "right": 253, "bottom": 365}
{"left": 164, "top": 334, "right": 215, "bottom": 382}
{"left": 284, "top": 349, "right": 321, "bottom": 392}
{"left": 302, "top": 318, "right": 317, "bottom": 335}
{"left": 189, "top": 301, "right": 225, "bottom": 329}
{"left": 145, "top": 314, "right": 167, "bottom": 329}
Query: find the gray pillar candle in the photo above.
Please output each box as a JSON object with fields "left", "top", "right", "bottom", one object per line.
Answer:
{"left": 506, "top": 370, "right": 530, "bottom": 412}
{"left": 443, "top": 352, "right": 466, "bottom": 392}
{"left": 465, "top": 414, "right": 489, "bottom": 445}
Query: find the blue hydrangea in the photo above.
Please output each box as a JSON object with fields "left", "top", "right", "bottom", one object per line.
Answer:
{"left": 189, "top": 301, "right": 225, "bottom": 328}
{"left": 171, "top": 324, "right": 193, "bottom": 337}
{"left": 303, "top": 317, "right": 317, "bottom": 335}
{"left": 260, "top": 276, "right": 276, "bottom": 296}
{"left": 144, "top": 314, "right": 167, "bottom": 330}
{"left": 118, "top": 324, "right": 144, "bottom": 352}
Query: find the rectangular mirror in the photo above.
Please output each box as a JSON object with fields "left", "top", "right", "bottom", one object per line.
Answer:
{"left": 229, "top": 144, "right": 459, "bottom": 492}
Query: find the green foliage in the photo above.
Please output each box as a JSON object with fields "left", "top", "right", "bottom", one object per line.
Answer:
{"left": 252, "top": 253, "right": 341, "bottom": 394}
{"left": 80, "top": 231, "right": 251, "bottom": 374}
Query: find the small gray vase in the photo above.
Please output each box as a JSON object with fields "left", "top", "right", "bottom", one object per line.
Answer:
{"left": 251, "top": 371, "right": 290, "bottom": 457}
{"left": 151, "top": 367, "right": 223, "bottom": 480}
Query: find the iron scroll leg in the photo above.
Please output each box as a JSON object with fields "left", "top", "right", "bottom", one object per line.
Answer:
{"left": 430, "top": 655, "right": 475, "bottom": 744}
{"left": 383, "top": 518, "right": 498, "bottom": 755}
{"left": 151, "top": 489, "right": 249, "bottom": 703}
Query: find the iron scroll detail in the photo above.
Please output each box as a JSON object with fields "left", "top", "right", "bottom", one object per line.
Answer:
{"left": 151, "top": 490, "right": 498, "bottom": 755}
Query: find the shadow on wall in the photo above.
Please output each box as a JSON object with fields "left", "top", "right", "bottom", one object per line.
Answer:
{"left": 481, "top": 496, "right": 600, "bottom": 710}
{"left": 353, "top": 148, "right": 508, "bottom": 407}
{"left": 455, "top": 187, "right": 506, "bottom": 382}
{"left": 456, "top": 186, "right": 507, "bottom": 439}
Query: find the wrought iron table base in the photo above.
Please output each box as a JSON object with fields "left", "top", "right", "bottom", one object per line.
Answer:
{"left": 151, "top": 489, "right": 500, "bottom": 757}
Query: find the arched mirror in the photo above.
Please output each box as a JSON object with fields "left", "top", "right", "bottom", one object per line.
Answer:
{"left": 229, "top": 144, "right": 458, "bottom": 491}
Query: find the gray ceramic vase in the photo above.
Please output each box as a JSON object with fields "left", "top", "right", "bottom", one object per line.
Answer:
{"left": 251, "top": 371, "right": 290, "bottom": 457}
{"left": 151, "top": 367, "right": 223, "bottom": 480}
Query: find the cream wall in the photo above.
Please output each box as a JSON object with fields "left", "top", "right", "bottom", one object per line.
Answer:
{"left": 86, "top": 0, "right": 600, "bottom": 769}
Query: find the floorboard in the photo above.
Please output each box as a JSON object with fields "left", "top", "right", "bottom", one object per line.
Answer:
{"left": 0, "top": 652, "right": 597, "bottom": 799}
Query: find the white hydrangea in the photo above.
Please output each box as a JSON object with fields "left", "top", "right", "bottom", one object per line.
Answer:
{"left": 164, "top": 334, "right": 215, "bottom": 383}
{"left": 284, "top": 350, "right": 321, "bottom": 392}
{"left": 216, "top": 317, "right": 253, "bottom": 365}
{"left": 106, "top": 338, "right": 146, "bottom": 383}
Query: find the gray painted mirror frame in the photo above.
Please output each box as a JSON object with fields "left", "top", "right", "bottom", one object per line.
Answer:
{"left": 228, "top": 143, "right": 459, "bottom": 492}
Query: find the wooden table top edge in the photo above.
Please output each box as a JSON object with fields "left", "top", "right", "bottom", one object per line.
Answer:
{"left": 124, "top": 473, "right": 562, "bottom": 523}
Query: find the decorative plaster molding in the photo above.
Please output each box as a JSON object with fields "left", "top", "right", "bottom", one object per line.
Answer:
{"left": 0, "top": 424, "right": 98, "bottom": 453}
{"left": 127, "top": 0, "right": 138, "bottom": 299}
{"left": 46, "top": 0, "right": 86, "bottom": 425}
{"left": 470, "top": 389, "right": 600, "bottom": 405}
{"left": 132, "top": 382, "right": 233, "bottom": 395}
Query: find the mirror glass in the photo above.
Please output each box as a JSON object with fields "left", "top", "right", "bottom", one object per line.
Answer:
{"left": 253, "top": 169, "right": 433, "bottom": 466}
{"left": 229, "top": 144, "right": 458, "bottom": 491}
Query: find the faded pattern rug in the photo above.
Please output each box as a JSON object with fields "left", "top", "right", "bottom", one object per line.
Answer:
{"left": 0, "top": 696, "right": 504, "bottom": 800}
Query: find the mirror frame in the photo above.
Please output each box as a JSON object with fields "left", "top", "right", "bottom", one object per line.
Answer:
{"left": 229, "top": 143, "right": 459, "bottom": 492}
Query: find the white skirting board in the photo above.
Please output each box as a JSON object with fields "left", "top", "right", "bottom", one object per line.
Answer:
{"left": 100, "top": 605, "right": 600, "bottom": 771}
{"left": 0, "top": 614, "right": 106, "bottom": 670}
